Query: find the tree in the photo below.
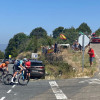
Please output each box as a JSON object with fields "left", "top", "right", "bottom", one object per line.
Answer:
{"left": 13, "top": 33, "right": 28, "bottom": 49}
{"left": 56, "top": 27, "right": 78, "bottom": 45}
{"left": 53, "top": 27, "right": 64, "bottom": 38}
{"left": 30, "top": 27, "right": 47, "bottom": 38}
{"left": 0, "top": 50, "right": 4, "bottom": 59}
{"left": 76, "top": 22, "right": 92, "bottom": 35}
{"left": 5, "top": 38, "right": 16, "bottom": 58}
{"left": 95, "top": 28, "right": 100, "bottom": 36}
{"left": 5, "top": 33, "right": 28, "bottom": 58}
{"left": 46, "top": 36, "right": 54, "bottom": 46}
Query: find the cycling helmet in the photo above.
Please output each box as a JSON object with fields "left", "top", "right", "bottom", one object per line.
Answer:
{"left": 23, "top": 58, "right": 28, "bottom": 61}
{"left": 5, "top": 61, "right": 9, "bottom": 65}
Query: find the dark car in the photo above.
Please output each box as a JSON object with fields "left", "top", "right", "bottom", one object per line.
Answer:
{"left": 90, "top": 37, "right": 100, "bottom": 43}
{"left": 30, "top": 60, "right": 45, "bottom": 79}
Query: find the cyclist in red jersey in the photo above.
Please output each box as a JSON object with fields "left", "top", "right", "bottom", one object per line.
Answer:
{"left": 25, "top": 59, "right": 31, "bottom": 78}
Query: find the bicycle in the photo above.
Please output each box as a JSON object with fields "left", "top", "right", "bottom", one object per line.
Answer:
{"left": 13, "top": 68, "right": 30, "bottom": 85}
{"left": 18, "top": 68, "right": 30, "bottom": 85}
{"left": 0, "top": 69, "right": 13, "bottom": 85}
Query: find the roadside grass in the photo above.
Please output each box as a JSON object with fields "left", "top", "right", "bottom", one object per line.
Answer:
{"left": 66, "top": 48, "right": 98, "bottom": 78}
{"left": 42, "top": 47, "right": 98, "bottom": 79}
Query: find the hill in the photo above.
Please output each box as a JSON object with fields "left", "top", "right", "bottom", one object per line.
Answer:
{"left": 44, "top": 47, "right": 98, "bottom": 79}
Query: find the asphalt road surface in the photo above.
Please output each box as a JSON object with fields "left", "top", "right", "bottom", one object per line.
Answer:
{"left": 0, "top": 43, "right": 100, "bottom": 100}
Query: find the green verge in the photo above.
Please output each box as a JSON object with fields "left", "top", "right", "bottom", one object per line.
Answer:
{"left": 39, "top": 49, "right": 98, "bottom": 79}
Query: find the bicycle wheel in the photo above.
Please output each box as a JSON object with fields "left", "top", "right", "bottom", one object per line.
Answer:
{"left": 18, "top": 74, "right": 29, "bottom": 85}
{"left": 0, "top": 70, "right": 3, "bottom": 77}
{"left": 3, "top": 74, "right": 13, "bottom": 85}
{"left": 0, "top": 70, "right": 4, "bottom": 81}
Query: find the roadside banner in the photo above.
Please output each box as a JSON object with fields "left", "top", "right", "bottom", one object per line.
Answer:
{"left": 60, "top": 34, "right": 67, "bottom": 40}
{"left": 47, "top": 48, "right": 54, "bottom": 54}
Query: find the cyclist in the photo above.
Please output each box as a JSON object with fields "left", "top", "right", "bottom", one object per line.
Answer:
{"left": 11, "top": 59, "right": 25, "bottom": 83}
{"left": 0, "top": 61, "right": 9, "bottom": 72}
{"left": 25, "top": 59, "right": 31, "bottom": 78}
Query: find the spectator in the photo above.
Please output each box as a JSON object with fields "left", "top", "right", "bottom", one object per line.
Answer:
{"left": 44, "top": 46, "right": 47, "bottom": 56}
{"left": 72, "top": 43, "right": 75, "bottom": 50}
{"left": 42, "top": 46, "right": 45, "bottom": 54}
{"left": 78, "top": 44, "right": 82, "bottom": 51}
{"left": 88, "top": 47, "right": 95, "bottom": 67}
{"left": 54, "top": 43, "right": 58, "bottom": 53}
{"left": 74, "top": 40, "right": 79, "bottom": 51}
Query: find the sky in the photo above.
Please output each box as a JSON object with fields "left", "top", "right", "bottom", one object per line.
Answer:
{"left": 0, "top": 0, "right": 100, "bottom": 44}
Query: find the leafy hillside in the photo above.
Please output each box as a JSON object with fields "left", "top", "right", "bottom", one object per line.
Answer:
{"left": 43, "top": 48, "right": 98, "bottom": 79}
{"left": 5, "top": 22, "right": 100, "bottom": 59}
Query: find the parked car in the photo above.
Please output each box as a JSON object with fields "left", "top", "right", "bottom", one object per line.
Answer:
{"left": 30, "top": 60, "right": 45, "bottom": 79}
{"left": 90, "top": 37, "right": 100, "bottom": 43}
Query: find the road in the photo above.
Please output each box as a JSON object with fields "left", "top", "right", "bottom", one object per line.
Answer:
{"left": 0, "top": 44, "right": 100, "bottom": 100}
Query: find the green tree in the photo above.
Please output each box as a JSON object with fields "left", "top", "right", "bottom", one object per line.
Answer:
{"left": 0, "top": 50, "right": 4, "bottom": 59}
{"left": 5, "top": 33, "right": 28, "bottom": 58}
{"left": 76, "top": 22, "right": 92, "bottom": 35}
{"left": 95, "top": 28, "right": 100, "bottom": 36}
{"left": 30, "top": 27, "right": 47, "bottom": 38}
{"left": 53, "top": 27, "right": 64, "bottom": 38}
{"left": 13, "top": 33, "right": 28, "bottom": 49}
{"left": 56, "top": 27, "right": 78, "bottom": 45}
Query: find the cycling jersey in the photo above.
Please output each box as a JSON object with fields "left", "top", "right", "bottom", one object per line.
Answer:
{"left": 14, "top": 60, "right": 24, "bottom": 71}
{"left": 20, "top": 60, "right": 23, "bottom": 65}
{"left": 25, "top": 61, "right": 31, "bottom": 69}
{"left": 0, "top": 63, "right": 7, "bottom": 68}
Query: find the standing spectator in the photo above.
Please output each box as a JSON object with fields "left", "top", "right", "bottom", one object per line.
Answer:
{"left": 72, "top": 43, "right": 75, "bottom": 50}
{"left": 41, "top": 46, "right": 45, "bottom": 54}
{"left": 88, "top": 47, "right": 95, "bottom": 67}
{"left": 78, "top": 44, "right": 82, "bottom": 51}
{"left": 44, "top": 46, "right": 47, "bottom": 54}
{"left": 54, "top": 42, "right": 58, "bottom": 53}
{"left": 74, "top": 40, "right": 79, "bottom": 51}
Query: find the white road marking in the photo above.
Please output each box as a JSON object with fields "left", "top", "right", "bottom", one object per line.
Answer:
{"left": 49, "top": 81, "right": 58, "bottom": 87}
{"left": 79, "top": 81, "right": 85, "bottom": 83}
{"left": 0, "top": 97, "right": 5, "bottom": 100}
{"left": 12, "top": 85, "right": 16, "bottom": 88}
{"left": 49, "top": 81, "right": 67, "bottom": 99}
{"left": 79, "top": 78, "right": 100, "bottom": 84}
{"left": 7, "top": 89, "right": 12, "bottom": 93}
{"left": 0, "top": 85, "right": 16, "bottom": 100}
{"left": 14, "top": 93, "right": 17, "bottom": 95}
